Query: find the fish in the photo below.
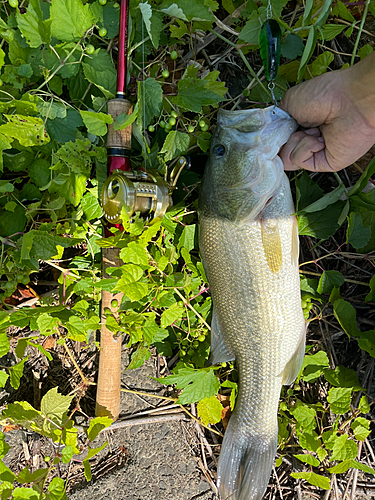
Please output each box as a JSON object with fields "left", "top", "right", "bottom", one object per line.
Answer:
{"left": 198, "top": 105, "right": 306, "bottom": 500}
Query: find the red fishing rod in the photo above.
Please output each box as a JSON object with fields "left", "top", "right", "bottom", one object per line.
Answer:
{"left": 95, "top": 0, "right": 131, "bottom": 421}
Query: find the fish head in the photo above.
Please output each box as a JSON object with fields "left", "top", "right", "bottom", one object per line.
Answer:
{"left": 201, "top": 106, "right": 297, "bottom": 223}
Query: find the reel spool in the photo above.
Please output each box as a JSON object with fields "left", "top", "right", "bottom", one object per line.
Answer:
{"left": 101, "top": 157, "right": 188, "bottom": 224}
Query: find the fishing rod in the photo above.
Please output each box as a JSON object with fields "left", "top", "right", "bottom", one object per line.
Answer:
{"left": 97, "top": 0, "right": 193, "bottom": 420}
{"left": 95, "top": 0, "right": 131, "bottom": 421}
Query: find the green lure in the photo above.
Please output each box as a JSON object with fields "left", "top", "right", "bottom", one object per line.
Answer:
{"left": 259, "top": 20, "right": 282, "bottom": 82}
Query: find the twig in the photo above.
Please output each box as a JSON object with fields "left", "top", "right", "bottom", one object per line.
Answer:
{"left": 63, "top": 342, "right": 93, "bottom": 385}
{"left": 351, "top": 441, "right": 362, "bottom": 499}
{"left": 120, "top": 387, "right": 223, "bottom": 436}
{"left": 103, "top": 413, "right": 187, "bottom": 431}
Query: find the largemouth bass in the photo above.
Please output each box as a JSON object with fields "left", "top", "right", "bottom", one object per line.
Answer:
{"left": 199, "top": 106, "right": 306, "bottom": 500}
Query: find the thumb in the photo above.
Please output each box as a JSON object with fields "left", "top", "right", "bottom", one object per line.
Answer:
{"left": 280, "top": 130, "right": 328, "bottom": 171}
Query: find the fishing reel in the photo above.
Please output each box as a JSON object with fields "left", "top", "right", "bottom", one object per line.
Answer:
{"left": 101, "top": 156, "right": 189, "bottom": 224}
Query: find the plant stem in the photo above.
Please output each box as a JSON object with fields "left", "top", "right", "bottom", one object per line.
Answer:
{"left": 351, "top": 0, "right": 371, "bottom": 65}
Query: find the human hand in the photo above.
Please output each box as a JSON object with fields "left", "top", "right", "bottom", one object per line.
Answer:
{"left": 279, "top": 54, "right": 375, "bottom": 172}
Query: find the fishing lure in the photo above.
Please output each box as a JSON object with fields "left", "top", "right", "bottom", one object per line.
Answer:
{"left": 259, "top": 18, "right": 282, "bottom": 105}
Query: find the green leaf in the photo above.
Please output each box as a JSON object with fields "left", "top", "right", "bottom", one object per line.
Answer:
{"left": 80, "top": 110, "right": 113, "bottom": 136}
{"left": 298, "top": 200, "right": 344, "bottom": 239}
{"left": 160, "top": 131, "right": 190, "bottom": 162}
{"left": 160, "top": 302, "right": 184, "bottom": 328}
{"left": 197, "top": 395, "right": 222, "bottom": 426}
{"left": 137, "top": 78, "right": 163, "bottom": 130}
{"left": 120, "top": 242, "right": 149, "bottom": 266}
{"left": 290, "top": 472, "right": 330, "bottom": 490}
{"left": 82, "top": 442, "right": 108, "bottom": 481}
{"left": 50, "top": 0, "right": 94, "bottom": 42}
{"left": 302, "top": 0, "right": 314, "bottom": 25}
{"left": 322, "top": 24, "right": 346, "bottom": 41}
{"left": 317, "top": 270, "right": 344, "bottom": 294}
{"left": 347, "top": 211, "right": 371, "bottom": 249}
{"left": 324, "top": 365, "right": 362, "bottom": 391}
{"left": 0, "top": 371, "right": 9, "bottom": 387}
{"left": 82, "top": 49, "right": 117, "bottom": 98}
{"left": 0, "top": 115, "right": 49, "bottom": 147}
{"left": 36, "top": 313, "right": 60, "bottom": 336}
{"left": 333, "top": 0, "right": 356, "bottom": 22}
{"left": 291, "top": 405, "right": 316, "bottom": 431}
{"left": 333, "top": 298, "right": 360, "bottom": 337}
{"left": 238, "top": 10, "right": 264, "bottom": 44}
{"left": 351, "top": 417, "right": 371, "bottom": 441}
{"left": 359, "top": 395, "right": 370, "bottom": 414}
{"left": 310, "top": 51, "right": 334, "bottom": 77}
{"left": 21, "top": 230, "right": 82, "bottom": 260}
{"left": 81, "top": 192, "right": 103, "bottom": 220}
{"left": 170, "top": 19, "right": 189, "bottom": 38}
{"left": 41, "top": 387, "right": 74, "bottom": 428}
{"left": 12, "top": 488, "right": 39, "bottom": 500}
{"left": 294, "top": 454, "right": 320, "bottom": 467}
{"left": 329, "top": 458, "right": 375, "bottom": 474}
{"left": 102, "top": 3, "right": 119, "bottom": 38}
{"left": 48, "top": 477, "right": 65, "bottom": 500}
{"left": 281, "top": 34, "right": 304, "bottom": 59}
{"left": 314, "top": 0, "right": 332, "bottom": 26}
{"left": 174, "top": 73, "right": 227, "bottom": 113}
{"left": 301, "top": 351, "right": 329, "bottom": 383}
{"left": 9, "top": 356, "right": 28, "bottom": 390}
{"left": 113, "top": 106, "right": 138, "bottom": 131}
{"left": 330, "top": 434, "right": 358, "bottom": 460}
{"left": 127, "top": 345, "right": 151, "bottom": 370}
{"left": 298, "top": 181, "right": 345, "bottom": 214}
{"left": 160, "top": 0, "right": 215, "bottom": 21}
{"left": 327, "top": 387, "right": 352, "bottom": 415}
{"left": 87, "top": 416, "right": 112, "bottom": 441}
{"left": 350, "top": 158, "right": 375, "bottom": 198}
{"left": 16, "top": 0, "right": 51, "bottom": 48}
{"left": 139, "top": 3, "right": 162, "bottom": 49}
{"left": 46, "top": 108, "right": 83, "bottom": 143}
{"left": 296, "top": 171, "right": 323, "bottom": 211}
{"left": 155, "top": 366, "right": 220, "bottom": 404}
{"left": 297, "top": 27, "right": 317, "bottom": 82}
{"left": 61, "top": 445, "right": 75, "bottom": 464}
{"left": 178, "top": 224, "right": 196, "bottom": 252}
{"left": 358, "top": 44, "right": 373, "bottom": 59}
{"left": 0, "top": 333, "right": 10, "bottom": 357}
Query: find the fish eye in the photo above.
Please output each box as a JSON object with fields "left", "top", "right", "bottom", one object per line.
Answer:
{"left": 214, "top": 145, "right": 225, "bottom": 157}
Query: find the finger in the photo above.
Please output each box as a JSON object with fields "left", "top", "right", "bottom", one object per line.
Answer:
{"left": 279, "top": 131, "right": 325, "bottom": 170}
{"left": 280, "top": 73, "right": 340, "bottom": 128}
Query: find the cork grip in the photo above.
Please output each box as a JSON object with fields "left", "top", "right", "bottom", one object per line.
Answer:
{"left": 95, "top": 247, "right": 124, "bottom": 420}
{"left": 107, "top": 99, "right": 132, "bottom": 149}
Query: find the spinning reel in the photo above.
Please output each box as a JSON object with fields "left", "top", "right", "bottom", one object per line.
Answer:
{"left": 101, "top": 156, "right": 188, "bottom": 224}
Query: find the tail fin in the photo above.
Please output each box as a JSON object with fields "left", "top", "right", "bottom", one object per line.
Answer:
{"left": 217, "top": 417, "right": 277, "bottom": 500}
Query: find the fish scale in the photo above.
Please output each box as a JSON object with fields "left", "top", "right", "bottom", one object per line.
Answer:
{"left": 199, "top": 106, "right": 306, "bottom": 500}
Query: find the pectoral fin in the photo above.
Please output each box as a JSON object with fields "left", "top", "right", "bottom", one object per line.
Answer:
{"left": 261, "top": 219, "right": 282, "bottom": 274}
{"left": 281, "top": 323, "right": 307, "bottom": 386}
{"left": 207, "top": 309, "right": 235, "bottom": 366}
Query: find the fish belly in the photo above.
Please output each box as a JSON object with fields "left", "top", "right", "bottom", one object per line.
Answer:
{"left": 200, "top": 210, "right": 305, "bottom": 500}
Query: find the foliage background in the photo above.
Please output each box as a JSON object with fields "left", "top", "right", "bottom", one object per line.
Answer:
{"left": 0, "top": 0, "right": 374, "bottom": 498}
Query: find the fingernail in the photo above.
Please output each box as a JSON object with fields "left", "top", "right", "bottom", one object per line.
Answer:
{"left": 305, "top": 128, "right": 319, "bottom": 135}
{"left": 318, "top": 137, "right": 325, "bottom": 143}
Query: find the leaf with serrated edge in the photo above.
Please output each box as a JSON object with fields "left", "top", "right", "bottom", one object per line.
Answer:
{"left": 50, "top": 0, "right": 94, "bottom": 42}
